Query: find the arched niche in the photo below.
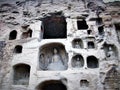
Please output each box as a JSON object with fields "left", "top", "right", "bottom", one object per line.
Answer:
{"left": 13, "top": 64, "right": 30, "bottom": 85}
{"left": 9, "top": 30, "right": 17, "bottom": 40}
{"left": 80, "top": 79, "right": 89, "bottom": 87}
{"left": 103, "top": 44, "right": 118, "bottom": 60}
{"left": 87, "top": 56, "right": 99, "bottom": 68}
{"left": 87, "top": 41, "right": 95, "bottom": 49}
{"left": 71, "top": 54, "right": 84, "bottom": 68}
{"left": 41, "top": 11, "right": 67, "bottom": 39}
{"left": 39, "top": 43, "right": 68, "bottom": 71}
{"left": 87, "top": 30, "right": 92, "bottom": 35}
{"left": 14, "top": 45, "right": 23, "bottom": 53}
{"left": 72, "top": 39, "right": 83, "bottom": 49}
{"left": 104, "top": 66, "right": 120, "bottom": 90}
{"left": 21, "top": 29, "right": 32, "bottom": 39}
{"left": 77, "top": 19, "right": 88, "bottom": 30}
{"left": 36, "top": 80, "right": 67, "bottom": 90}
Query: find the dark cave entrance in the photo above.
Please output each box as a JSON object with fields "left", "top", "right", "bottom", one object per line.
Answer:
{"left": 41, "top": 12, "right": 67, "bottom": 39}
{"left": 37, "top": 80, "right": 67, "bottom": 90}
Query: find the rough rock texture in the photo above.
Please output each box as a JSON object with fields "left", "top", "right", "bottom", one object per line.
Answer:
{"left": 0, "top": 0, "right": 120, "bottom": 90}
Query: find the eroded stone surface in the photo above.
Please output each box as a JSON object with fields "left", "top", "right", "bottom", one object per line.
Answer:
{"left": 0, "top": 0, "right": 120, "bottom": 90}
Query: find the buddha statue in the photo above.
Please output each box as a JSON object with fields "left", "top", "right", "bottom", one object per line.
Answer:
{"left": 39, "top": 54, "right": 48, "bottom": 70}
{"left": 74, "top": 57, "right": 82, "bottom": 68}
{"left": 47, "top": 48, "right": 67, "bottom": 70}
{"left": 107, "top": 46, "right": 116, "bottom": 60}
{"left": 74, "top": 41, "right": 81, "bottom": 48}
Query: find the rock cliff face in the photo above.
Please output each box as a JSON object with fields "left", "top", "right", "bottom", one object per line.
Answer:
{"left": 0, "top": 0, "right": 120, "bottom": 90}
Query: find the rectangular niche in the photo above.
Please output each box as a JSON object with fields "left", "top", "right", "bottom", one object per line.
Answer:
{"left": 41, "top": 12, "right": 67, "bottom": 39}
{"left": 86, "top": 37, "right": 96, "bottom": 49}
{"left": 13, "top": 64, "right": 30, "bottom": 85}
{"left": 77, "top": 19, "right": 88, "bottom": 30}
{"left": 115, "top": 23, "right": 120, "bottom": 43}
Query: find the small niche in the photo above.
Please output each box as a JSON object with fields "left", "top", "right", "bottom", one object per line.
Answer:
{"left": 87, "top": 30, "right": 92, "bottom": 35}
{"left": 80, "top": 79, "right": 89, "bottom": 87}
{"left": 41, "top": 12, "right": 67, "bottom": 39}
{"left": 115, "top": 23, "right": 120, "bottom": 43}
{"left": 87, "top": 41, "right": 95, "bottom": 49}
{"left": 13, "top": 64, "right": 30, "bottom": 85}
{"left": 96, "top": 17, "right": 103, "bottom": 25}
{"left": 77, "top": 19, "right": 88, "bottom": 30}
{"left": 14, "top": 45, "right": 22, "bottom": 53}
{"left": 103, "top": 44, "right": 118, "bottom": 60}
{"left": 87, "top": 56, "right": 98, "bottom": 68}
{"left": 72, "top": 39, "right": 83, "bottom": 49}
{"left": 22, "top": 29, "right": 32, "bottom": 39}
{"left": 36, "top": 80, "right": 67, "bottom": 90}
{"left": 9, "top": 30, "right": 17, "bottom": 40}
{"left": 98, "top": 26, "right": 104, "bottom": 35}
{"left": 71, "top": 54, "right": 84, "bottom": 68}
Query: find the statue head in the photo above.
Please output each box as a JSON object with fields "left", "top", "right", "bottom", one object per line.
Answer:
{"left": 76, "top": 57, "right": 80, "bottom": 61}
{"left": 53, "top": 48, "right": 58, "bottom": 54}
{"left": 108, "top": 46, "right": 112, "bottom": 51}
{"left": 40, "top": 53, "right": 44, "bottom": 58}
{"left": 76, "top": 41, "right": 79, "bottom": 44}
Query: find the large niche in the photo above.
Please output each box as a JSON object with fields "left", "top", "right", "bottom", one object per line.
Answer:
{"left": 36, "top": 80, "right": 67, "bottom": 90}
{"left": 39, "top": 43, "right": 68, "bottom": 71}
{"left": 13, "top": 64, "right": 30, "bottom": 85}
{"left": 71, "top": 54, "right": 84, "bottom": 68}
{"left": 103, "top": 66, "right": 120, "bottom": 90}
{"left": 41, "top": 12, "right": 67, "bottom": 39}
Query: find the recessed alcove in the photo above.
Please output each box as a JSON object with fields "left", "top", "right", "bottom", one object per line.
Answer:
{"left": 96, "top": 17, "right": 103, "bottom": 26}
{"left": 39, "top": 43, "right": 68, "bottom": 71}
{"left": 87, "top": 41, "right": 95, "bottom": 49}
{"left": 9, "top": 30, "right": 17, "bottom": 40}
{"left": 77, "top": 19, "right": 88, "bottom": 30}
{"left": 13, "top": 64, "right": 30, "bottom": 85}
{"left": 21, "top": 29, "right": 32, "bottom": 39}
{"left": 36, "top": 80, "right": 67, "bottom": 90}
{"left": 115, "top": 23, "right": 120, "bottom": 43}
{"left": 80, "top": 79, "right": 89, "bottom": 87}
{"left": 104, "top": 66, "right": 120, "bottom": 90}
{"left": 72, "top": 39, "right": 83, "bottom": 49}
{"left": 41, "top": 12, "right": 67, "bottom": 39}
{"left": 87, "top": 56, "right": 99, "bottom": 68}
{"left": 98, "top": 26, "right": 104, "bottom": 35}
{"left": 14, "top": 45, "right": 22, "bottom": 53}
{"left": 103, "top": 44, "right": 118, "bottom": 60}
{"left": 71, "top": 54, "right": 84, "bottom": 68}
{"left": 87, "top": 30, "right": 92, "bottom": 35}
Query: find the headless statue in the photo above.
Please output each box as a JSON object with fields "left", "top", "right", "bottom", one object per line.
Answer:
{"left": 47, "top": 48, "right": 67, "bottom": 70}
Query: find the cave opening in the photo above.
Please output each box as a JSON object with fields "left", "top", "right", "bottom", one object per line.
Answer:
{"left": 77, "top": 19, "right": 88, "bottom": 30}
{"left": 9, "top": 30, "right": 17, "bottom": 40}
{"left": 42, "top": 12, "right": 67, "bottom": 39}
{"left": 37, "top": 80, "right": 67, "bottom": 90}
